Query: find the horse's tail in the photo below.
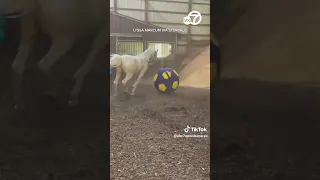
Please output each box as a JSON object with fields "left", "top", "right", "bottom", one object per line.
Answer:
{"left": 110, "top": 54, "right": 122, "bottom": 67}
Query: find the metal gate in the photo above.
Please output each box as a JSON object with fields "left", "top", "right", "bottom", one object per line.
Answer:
{"left": 117, "top": 41, "right": 144, "bottom": 55}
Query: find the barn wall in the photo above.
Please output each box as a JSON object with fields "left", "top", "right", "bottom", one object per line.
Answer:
{"left": 110, "top": 0, "right": 210, "bottom": 54}
{"left": 110, "top": 13, "right": 177, "bottom": 42}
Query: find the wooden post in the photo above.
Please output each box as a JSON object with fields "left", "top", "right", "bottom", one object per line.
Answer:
{"left": 114, "top": 0, "right": 118, "bottom": 13}
{"left": 145, "top": 0, "right": 149, "bottom": 23}
{"left": 187, "top": 0, "right": 192, "bottom": 53}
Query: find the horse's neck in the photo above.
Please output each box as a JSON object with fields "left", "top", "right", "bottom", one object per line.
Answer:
{"left": 137, "top": 49, "right": 153, "bottom": 61}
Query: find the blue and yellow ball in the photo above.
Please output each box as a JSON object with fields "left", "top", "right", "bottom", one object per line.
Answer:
{"left": 153, "top": 67, "right": 179, "bottom": 93}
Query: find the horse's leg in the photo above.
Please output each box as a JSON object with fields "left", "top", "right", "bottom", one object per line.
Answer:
{"left": 69, "top": 25, "right": 108, "bottom": 106}
{"left": 113, "top": 66, "right": 122, "bottom": 96}
{"left": 37, "top": 35, "right": 74, "bottom": 71}
{"left": 37, "top": 35, "right": 74, "bottom": 98}
{"left": 12, "top": 14, "right": 35, "bottom": 110}
{"left": 130, "top": 67, "right": 148, "bottom": 96}
{"left": 121, "top": 73, "right": 133, "bottom": 92}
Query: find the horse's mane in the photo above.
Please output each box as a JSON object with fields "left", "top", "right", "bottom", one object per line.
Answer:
{"left": 136, "top": 47, "right": 156, "bottom": 60}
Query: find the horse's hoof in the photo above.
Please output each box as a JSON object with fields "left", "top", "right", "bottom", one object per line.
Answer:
{"left": 130, "top": 92, "right": 135, "bottom": 96}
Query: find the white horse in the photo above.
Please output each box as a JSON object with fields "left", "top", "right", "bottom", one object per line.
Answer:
{"left": 0, "top": 0, "right": 108, "bottom": 110}
{"left": 110, "top": 47, "right": 158, "bottom": 96}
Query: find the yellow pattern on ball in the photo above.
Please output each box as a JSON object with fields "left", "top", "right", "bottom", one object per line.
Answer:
{"left": 166, "top": 71, "right": 171, "bottom": 77}
{"left": 173, "top": 70, "right": 179, "bottom": 77}
{"left": 172, "top": 81, "right": 179, "bottom": 89}
{"left": 158, "top": 84, "right": 167, "bottom": 91}
{"left": 162, "top": 72, "right": 169, "bottom": 79}
{"left": 153, "top": 73, "right": 158, "bottom": 82}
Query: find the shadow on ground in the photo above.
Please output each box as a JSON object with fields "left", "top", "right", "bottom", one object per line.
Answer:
{"left": 0, "top": 69, "right": 110, "bottom": 179}
{"left": 212, "top": 78, "right": 320, "bottom": 179}
{"left": 110, "top": 83, "right": 210, "bottom": 179}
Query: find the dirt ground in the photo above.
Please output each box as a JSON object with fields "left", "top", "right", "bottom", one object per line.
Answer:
{"left": 0, "top": 64, "right": 210, "bottom": 180}
{"left": 110, "top": 84, "right": 210, "bottom": 180}
{"left": 0, "top": 70, "right": 110, "bottom": 180}
{"left": 212, "top": 78, "right": 320, "bottom": 179}
{"left": 109, "top": 48, "right": 211, "bottom": 179}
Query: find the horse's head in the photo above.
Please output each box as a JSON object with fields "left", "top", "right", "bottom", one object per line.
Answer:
{"left": 148, "top": 49, "right": 158, "bottom": 65}
{"left": 0, "top": 0, "right": 36, "bottom": 18}
{"left": 110, "top": 54, "right": 122, "bottom": 68}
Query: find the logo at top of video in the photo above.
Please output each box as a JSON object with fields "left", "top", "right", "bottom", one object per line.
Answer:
{"left": 184, "top": 125, "right": 207, "bottom": 132}
{"left": 183, "top": 11, "right": 202, "bottom": 26}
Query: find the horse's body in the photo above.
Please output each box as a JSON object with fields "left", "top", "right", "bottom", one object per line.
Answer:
{"left": 110, "top": 47, "right": 158, "bottom": 96}
{"left": 0, "top": 0, "right": 108, "bottom": 110}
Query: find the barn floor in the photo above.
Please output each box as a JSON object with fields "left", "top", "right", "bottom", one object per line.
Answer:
{"left": 110, "top": 83, "right": 210, "bottom": 180}
{"left": 212, "top": 78, "right": 320, "bottom": 179}
{"left": 1, "top": 73, "right": 320, "bottom": 179}
{"left": 0, "top": 70, "right": 110, "bottom": 179}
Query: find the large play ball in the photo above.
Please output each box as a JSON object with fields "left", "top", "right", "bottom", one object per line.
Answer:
{"left": 153, "top": 67, "right": 179, "bottom": 93}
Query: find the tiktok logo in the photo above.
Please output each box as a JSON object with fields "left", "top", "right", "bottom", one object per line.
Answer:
{"left": 184, "top": 125, "right": 191, "bottom": 132}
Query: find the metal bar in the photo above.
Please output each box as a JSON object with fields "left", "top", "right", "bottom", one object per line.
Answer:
{"left": 115, "top": 8, "right": 210, "bottom": 16}
{"left": 147, "top": 41, "right": 175, "bottom": 44}
{"left": 190, "top": 34, "right": 211, "bottom": 36}
{"left": 147, "top": 0, "right": 210, "bottom": 5}
{"left": 187, "top": 0, "right": 192, "bottom": 52}
{"left": 145, "top": 0, "right": 149, "bottom": 23}
{"left": 177, "top": 42, "right": 209, "bottom": 46}
{"left": 149, "top": 21, "right": 209, "bottom": 26}
{"left": 110, "top": 33, "right": 143, "bottom": 37}
{"left": 118, "top": 40, "right": 144, "bottom": 42}
{"left": 115, "top": 36, "right": 119, "bottom": 53}
{"left": 114, "top": 0, "right": 118, "bottom": 13}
